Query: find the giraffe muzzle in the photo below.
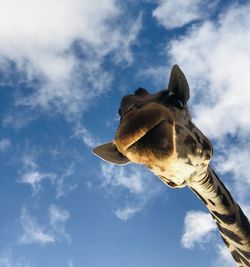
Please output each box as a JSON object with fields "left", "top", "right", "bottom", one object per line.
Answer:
{"left": 114, "top": 103, "right": 174, "bottom": 158}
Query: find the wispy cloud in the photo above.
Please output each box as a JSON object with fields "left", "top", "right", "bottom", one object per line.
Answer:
{"left": 153, "top": 0, "right": 217, "bottom": 29}
{"left": 213, "top": 244, "right": 235, "bottom": 267}
{"left": 20, "top": 207, "right": 55, "bottom": 245}
{"left": 19, "top": 152, "right": 76, "bottom": 198}
{"left": 19, "top": 205, "right": 70, "bottom": 245}
{"left": 115, "top": 206, "right": 142, "bottom": 221}
{"left": 137, "top": 65, "right": 169, "bottom": 88}
{"left": 0, "top": 251, "right": 30, "bottom": 267}
{"left": 72, "top": 123, "right": 98, "bottom": 148}
{"left": 18, "top": 154, "right": 56, "bottom": 195}
{"left": 0, "top": 138, "right": 11, "bottom": 152}
{"left": 101, "top": 163, "right": 147, "bottom": 194}
{"left": 49, "top": 204, "right": 71, "bottom": 242}
{"left": 67, "top": 260, "right": 75, "bottom": 267}
{"left": 2, "top": 111, "right": 39, "bottom": 129}
{"left": 19, "top": 171, "right": 56, "bottom": 195}
{"left": 100, "top": 163, "right": 162, "bottom": 221}
{"left": 181, "top": 210, "right": 216, "bottom": 249}
{"left": 55, "top": 164, "right": 77, "bottom": 198}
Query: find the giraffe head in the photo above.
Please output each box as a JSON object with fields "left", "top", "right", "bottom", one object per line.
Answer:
{"left": 93, "top": 65, "right": 213, "bottom": 188}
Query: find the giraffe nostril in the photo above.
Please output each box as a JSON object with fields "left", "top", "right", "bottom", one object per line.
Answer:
{"left": 135, "top": 103, "right": 144, "bottom": 109}
{"left": 122, "top": 103, "right": 144, "bottom": 117}
{"left": 121, "top": 104, "right": 134, "bottom": 117}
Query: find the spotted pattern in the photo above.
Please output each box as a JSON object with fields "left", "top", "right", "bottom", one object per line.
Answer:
{"left": 195, "top": 169, "right": 250, "bottom": 266}
{"left": 213, "top": 170, "right": 235, "bottom": 205}
{"left": 238, "top": 206, "right": 250, "bottom": 236}
{"left": 190, "top": 187, "right": 208, "bottom": 205}
{"left": 217, "top": 223, "right": 243, "bottom": 245}
{"left": 231, "top": 250, "right": 242, "bottom": 264}
{"left": 159, "top": 176, "right": 179, "bottom": 188}
{"left": 208, "top": 199, "right": 215, "bottom": 206}
{"left": 237, "top": 247, "right": 250, "bottom": 260}
{"left": 216, "top": 186, "right": 231, "bottom": 208}
{"left": 212, "top": 211, "right": 236, "bottom": 225}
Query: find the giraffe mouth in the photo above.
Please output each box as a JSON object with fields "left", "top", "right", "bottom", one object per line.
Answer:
{"left": 114, "top": 103, "right": 174, "bottom": 156}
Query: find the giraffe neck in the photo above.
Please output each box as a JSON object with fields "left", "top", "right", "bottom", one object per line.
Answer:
{"left": 188, "top": 166, "right": 250, "bottom": 267}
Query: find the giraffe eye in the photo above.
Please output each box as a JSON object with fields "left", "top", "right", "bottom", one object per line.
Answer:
{"left": 168, "top": 95, "right": 184, "bottom": 109}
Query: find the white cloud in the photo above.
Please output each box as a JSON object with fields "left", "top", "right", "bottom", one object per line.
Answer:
{"left": 240, "top": 204, "right": 250, "bottom": 219}
{"left": 20, "top": 207, "right": 55, "bottom": 245}
{"left": 72, "top": 123, "right": 98, "bottom": 148}
{"left": 19, "top": 154, "right": 56, "bottom": 195}
{"left": 67, "top": 260, "right": 75, "bottom": 267}
{"left": 101, "top": 163, "right": 146, "bottom": 194}
{"left": 213, "top": 244, "right": 235, "bottom": 267}
{"left": 0, "top": 0, "right": 142, "bottom": 116}
{"left": 181, "top": 210, "right": 238, "bottom": 266}
{"left": 20, "top": 205, "right": 70, "bottom": 245}
{"left": 49, "top": 204, "right": 71, "bottom": 242}
{"left": 19, "top": 152, "right": 76, "bottom": 197}
{"left": 181, "top": 210, "right": 216, "bottom": 249}
{"left": 137, "top": 65, "right": 169, "bottom": 88}
{"left": 214, "top": 144, "right": 250, "bottom": 199}
{"left": 55, "top": 164, "right": 77, "bottom": 198}
{"left": 115, "top": 206, "right": 142, "bottom": 221}
{"left": 153, "top": 0, "right": 216, "bottom": 29}
{"left": 167, "top": 3, "right": 250, "bottom": 140}
{"left": 0, "top": 139, "right": 11, "bottom": 152}
{"left": 0, "top": 251, "right": 30, "bottom": 267}
{"left": 21, "top": 154, "right": 38, "bottom": 170}
{"left": 19, "top": 171, "right": 56, "bottom": 194}
{"left": 100, "top": 163, "right": 162, "bottom": 220}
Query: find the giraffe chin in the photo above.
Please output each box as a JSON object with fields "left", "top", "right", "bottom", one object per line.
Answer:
{"left": 114, "top": 104, "right": 175, "bottom": 163}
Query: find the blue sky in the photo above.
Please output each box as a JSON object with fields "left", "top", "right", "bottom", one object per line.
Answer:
{"left": 1, "top": 0, "right": 250, "bottom": 266}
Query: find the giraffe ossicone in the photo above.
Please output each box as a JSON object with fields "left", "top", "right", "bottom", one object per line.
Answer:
{"left": 93, "top": 65, "right": 250, "bottom": 267}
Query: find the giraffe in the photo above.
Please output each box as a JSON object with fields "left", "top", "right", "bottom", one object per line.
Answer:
{"left": 92, "top": 65, "right": 250, "bottom": 266}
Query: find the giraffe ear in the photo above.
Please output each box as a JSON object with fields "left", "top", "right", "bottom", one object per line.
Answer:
{"left": 167, "top": 65, "right": 190, "bottom": 104}
{"left": 92, "top": 142, "right": 130, "bottom": 165}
